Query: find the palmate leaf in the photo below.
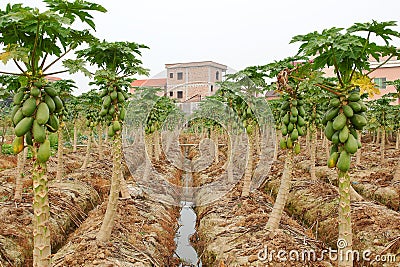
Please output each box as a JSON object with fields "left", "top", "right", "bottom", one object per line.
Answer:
{"left": 347, "top": 20, "right": 400, "bottom": 45}
{"left": 63, "top": 58, "right": 92, "bottom": 77}
{"left": 44, "top": 0, "right": 107, "bottom": 30}
{"left": 0, "top": 44, "right": 30, "bottom": 64}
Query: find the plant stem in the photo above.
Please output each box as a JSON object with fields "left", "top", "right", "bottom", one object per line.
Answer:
{"left": 338, "top": 170, "right": 353, "bottom": 267}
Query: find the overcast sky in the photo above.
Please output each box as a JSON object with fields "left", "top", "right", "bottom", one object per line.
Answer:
{"left": 2, "top": 0, "right": 400, "bottom": 94}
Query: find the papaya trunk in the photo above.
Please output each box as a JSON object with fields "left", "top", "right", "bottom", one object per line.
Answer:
{"left": 14, "top": 146, "right": 28, "bottom": 201}
{"left": 325, "top": 136, "right": 330, "bottom": 160}
{"left": 104, "top": 125, "right": 108, "bottom": 143}
{"left": 273, "top": 131, "right": 280, "bottom": 161}
{"left": 56, "top": 124, "right": 63, "bottom": 182}
{"left": 0, "top": 124, "right": 6, "bottom": 154}
{"left": 356, "top": 131, "right": 362, "bottom": 165}
{"left": 305, "top": 128, "right": 310, "bottom": 153}
{"left": 145, "top": 134, "right": 153, "bottom": 160}
{"left": 265, "top": 150, "right": 293, "bottom": 232}
{"left": 310, "top": 126, "right": 317, "bottom": 180}
{"left": 227, "top": 134, "right": 234, "bottom": 183}
{"left": 338, "top": 171, "right": 353, "bottom": 267}
{"left": 380, "top": 126, "right": 385, "bottom": 164}
{"left": 98, "top": 124, "right": 103, "bottom": 161}
{"left": 97, "top": 134, "right": 122, "bottom": 242}
{"left": 81, "top": 130, "right": 92, "bottom": 170}
{"left": 241, "top": 133, "right": 254, "bottom": 197}
{"left": 396, "top": 130, "right": 399, "bottom": 150}
{"left": 254, "top": 125, "right": 261, "bottom": 155}
{"left": 73, "top": 119, "right": 77, "bottom": 153}
{"left": 212, "top": 129, "right": 219, "bottom": 164}
{"left": 120, "top": 173, "right": 131, "bottom": 199}
{"left": 372, "top": 130, "right": 376, "bottom": 143}
{"left": 153, "top": 130, "right": 161, "bottom": 161}
{"left": 394, "top": 161, "right": 400, "bottom": 181}
{"left": 376, "top": 128, "right": 380, "bottom": 145}
{"left": 32, "top": 145, "right": 51, "bottom": 267}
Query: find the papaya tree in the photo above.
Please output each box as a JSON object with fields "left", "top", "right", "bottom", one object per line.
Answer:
{"left": 74, "top": 40, "right": 148, "bottom": 242}
{"left": 291, "top": 21, "right": 400, "bottom": 267}
{"left": 50, "top": 79, "right": 76, "bottom": 180}
{"left": 79, "top": 89, "right": 101, "bottom": 169}
{"left": 0, "top": 2, "right": 106, "bottom": 266}
{"left": 261, "top": 59, "right": 308, "bottom": 232}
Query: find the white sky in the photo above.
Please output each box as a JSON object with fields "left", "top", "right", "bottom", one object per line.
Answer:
{"left": 1, "top": 0, "right": 400, "bottom": 94}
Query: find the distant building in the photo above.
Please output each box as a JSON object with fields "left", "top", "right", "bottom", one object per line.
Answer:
{"left": 131, "top": 61, "right": 227, "bottom": 103}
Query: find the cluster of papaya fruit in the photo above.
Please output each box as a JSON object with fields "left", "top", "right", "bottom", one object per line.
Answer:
{"left": 279, "top": 96, "right": 306, "bottom": 154}
{"left": 323, "top": 92, "right": 367, "bottom": 172}
{"left": 99, "top": 84, "right": 128, "bottom": 137}
{"left": 11, "top": 79, "right": 63, "bottom": 163}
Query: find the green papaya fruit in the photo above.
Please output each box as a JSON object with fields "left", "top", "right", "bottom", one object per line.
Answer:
{"left": 13, "top": 108, "right": 25, "bottom": 126}
{"left": 337, "top": 150, "right": 351, "bottom": 172}
{"left": 99, "top": 108, "right": 108, "bottom": 117}
{"left": 117, "top": 92, "right": 125, "bottom": 103}
{"left": 110, "top": 91, "right": 118, "bottom": 101}
{"left": 348, "top": 93, "right": 360, "bottom": 102}
{"left": 53, "top": 96, "right": 63, "bottom": 112}
{"left": 332, "top": 131, "right": 340, "bottom": 145}
{"left": 290, "top": 115, "right": 298, "bottom": 123}
{"left": 326, "top": 107, "right": 340, "bottom": 121}
{"left": 329, "top": 98, "right": 341, "bottom": 108}
{"left": 332, "top": 113, "right": 347, "bottom": 131}
{"left": 119, "top": 108, "right": 126, "bottom": 120}
{"left": 22, "top": 97, "right": 37, "bottom": 117}
{"left": 12, "top": 136, "right": 24, "bottom": 154}
{"left": 297, "top": 116, "right": 305, "bottom": 127}
{"left": 282, "top": 113, "right": 290, "bottom": 125}
{"left": 350, "top": 114, "right": 367, "bottom": 130}
{"left": 30, "top": 87, "right": 41, "bottom": 97}
{"left": 349, "top": 128, "right": 358, "bottom": 140}
{"left": 45, "top": 95, "right": 56, "bottom": 113}
{"left": 325, "top": 121, "right": 335, "bottom": 141}
{"left": 330, "top": 144, "right": 338, "bottom": 155}
{"left": 44, "top": 86, "right": 57, "bottom": 97}
{"left": 294, "top": 142, "right": 301, "bottom": 154}
{"left": 291, "top": 129, "right": 299, "bottom": 141}
{"left": 33, "top": 120, "right": 46, "bottom": 143}
{"left": 36, "top": 102, "right": 50, "bottom": 125}
{"left": 327, "top": 152, "right": 339, "bottom": 168}
{"left": 287, "top": 123, "right": 294, "bottom": 133}
{"left": 280, "top": 138, "right": 287, "bottom": 149}
{"left": 15, "top": 117, "right": 34, "bottom": 137}
{"left": 108, "top": 86, "right": 114, "bottom": 93}
{"left": 113, "top": 121, "right": 121, "bottom": 132}
{"left": 292, "top": 100, "right": 298, "bottom": 106}
{"left": 108, "top": 125, "right": 115, "bottom": 137}
{"left": 286, "top": 137, "right": 293, "bottom": 149}
{"left": 281, "top": 124, "right": 288, "bottom": 136}
{"left": 103, "top": 95, "right": 112, "bottom": 108}
{"left": 108, "top": 105, "right": 115, "bottom": 115}
{"left": 342, "top": 105, "right": 354, "bottom": 118}
{"left": 297, "top": 125, "right": 305, "bottom": 136}
{"left": 13, "top": 92, "right": 24, "bottom": 105}
{"left": 100, "top": 89, "right": 108, "bottom": 97}
{"left": 348, "top": 102, "right": 361, "bottom": 113}
{"left": 291, "top": 107, "right": 298, "bottom": 117}
{"left": 359, "top": 101, "right": 367, "bottom": 112}
{"left": 37, "top": 139, "right": 51, "bottom": 163}
{"left": 25, "top": 130, "right": 33, "bottom": 146}
{"left": 47, "top": 115, "right": 59, "bottom": 133}
{"left": 339, "top": 125, "right": 349, "bottom": 143}
{"left": 344, "top": 134, "right": 358, "bottom": 154}
{"left": 281, "top": 101, "right": 290, "bottom": 110}
{"left": 298, "top": 106, "right": 306, "bottom": 117}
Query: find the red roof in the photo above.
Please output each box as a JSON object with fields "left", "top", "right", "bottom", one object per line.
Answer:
{"left": 131, "top": 78, "right": 167, "bottom": 87}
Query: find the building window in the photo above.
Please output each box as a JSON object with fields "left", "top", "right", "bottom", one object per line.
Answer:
{"left": 177, "top": 91, "right": 183, "bottom": 98}
{"left": 170, "top": 73, "right": 173, "bottom": 78}
{"left": 374, "top": 78, "right": 387, "bottom": 89}
{"left": 216, "top": 71, "right": 219, "bottom": 81}
{"left": 211, "top": 85, "right": 214, "bottom": 92}
{"left": 177, "top": 72, "right": 183, "bottom": 80}
{"left": 169, "top": 91, "right": 173, "bottom": 97}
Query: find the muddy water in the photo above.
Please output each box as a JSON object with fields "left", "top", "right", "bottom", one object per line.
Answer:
{"left": 174, "top": 146, "right": 202, "bottom": 266}
{"left": 174, "top": 201, "right": 201, "bottom": 266}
